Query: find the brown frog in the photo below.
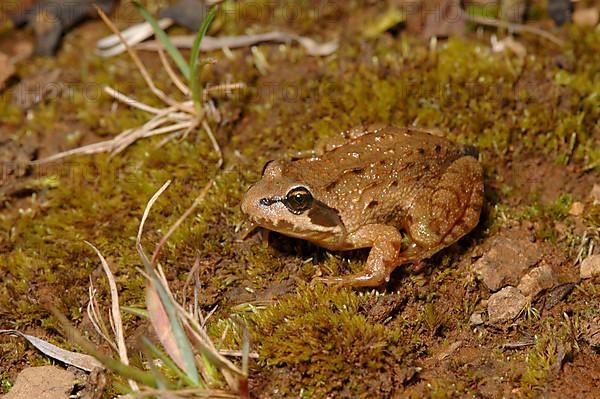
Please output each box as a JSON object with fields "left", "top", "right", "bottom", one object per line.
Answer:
{"left": 241, "top": 125, "right": 484, "bottom": 287}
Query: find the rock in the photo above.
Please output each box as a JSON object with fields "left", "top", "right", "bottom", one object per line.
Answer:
{"left": 544, "top": 283, "right": 575, "bottom": 309}
{"left": 590, "top": 184, "right": 600, "bottom": 205}
{"left": 469, "top": 311, "right": 485, "bottom": 326}
{"left": 548, "top": 0, "right": 573, "bottom": 26}
{"left": 487, "top": 286, "right": 527, "bottom": 324}
{"left": 473, "top": 234, "right": 543, "bottom": 292}
{"left": 573, "top": 7, "right": 599, "bottom": 27}
{"left": 3, "top": 366, "right": 75, "bottom": 399}
{"left": 159, "top": 0, "right": 210, "bottom": 32}
{"left": 581, "top": 255, "right": 600, "bottom": 279}
{"left": 583, "top": 317, "right": 600, "bottom": 349}
{"left": 568, "top": 201, "right": 585, "bottom": 216}
{"left": 517, "top": 263, "right": 557, "bottom": 298}
{"left": 437, "top": 341, "right": 463, "bottom": 361}
{"left": 8, "top": 0, "right": 115, "bottom": 56}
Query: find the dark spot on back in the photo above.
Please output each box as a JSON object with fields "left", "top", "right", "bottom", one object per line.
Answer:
{"left": 325, "top": 180, "right": 338, "bottom": 190}
{"left": 462, "top": 144, "right": 479, "bottom": 158}
{"left": 391, "top": 180, "right": 398, "bottom": 188}
{"left": 418, "top": 148, "right": 425, "bottom": 155}
{"left": 434, "top": 144, "right": 442, "bottom": 153}
{"left": 367, "top": 200, "right": 379, "bottom": 209}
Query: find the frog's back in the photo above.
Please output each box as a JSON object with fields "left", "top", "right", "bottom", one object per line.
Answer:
{"left": 284, "top": 126, "right": 469, "bottom": 232}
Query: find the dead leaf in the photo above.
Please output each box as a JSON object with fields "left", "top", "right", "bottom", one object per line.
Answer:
{"left": 0, "top": 329, "right": 103, "bottom": 372}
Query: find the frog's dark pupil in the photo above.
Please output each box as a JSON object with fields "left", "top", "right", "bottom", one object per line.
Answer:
{"left": 284, "top": 187, "right": 313, "bottom": 214}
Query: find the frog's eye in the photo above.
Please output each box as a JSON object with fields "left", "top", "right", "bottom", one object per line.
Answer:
{"left": 284, "top": 186, "right": 313, "bottom": 214}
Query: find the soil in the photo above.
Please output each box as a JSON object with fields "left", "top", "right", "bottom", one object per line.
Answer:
{"left": 1, "top": 1, "right": 599, "bottom": 398}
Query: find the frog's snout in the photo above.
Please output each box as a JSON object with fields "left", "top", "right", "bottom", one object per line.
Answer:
{"left": 241, "top": 183, "right": 264, "bottom": 220}
{"left": 240, "top": 187, "right": 254, "bottom": 216}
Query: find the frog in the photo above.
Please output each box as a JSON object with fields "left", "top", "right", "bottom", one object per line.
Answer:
{"left": 241, "top": 125, "right": 484, "bottom": 288}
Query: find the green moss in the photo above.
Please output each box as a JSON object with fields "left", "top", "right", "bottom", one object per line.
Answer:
{"left": 250, "top": 285, "right": 415, "bottom": 397}
{"left": 520, "top": 316, "right": 581, "bottom": 396}
{"left": 0, "top": 1, "right": 599, "bottom": 396}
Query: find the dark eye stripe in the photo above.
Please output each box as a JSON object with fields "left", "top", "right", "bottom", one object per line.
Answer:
{"left": 260, "top": 197, "right": 280, "bottom": 206}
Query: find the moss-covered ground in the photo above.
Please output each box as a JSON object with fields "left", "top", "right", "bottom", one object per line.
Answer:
{"left": 1, "top": 0, "right": 599, "bottom": 397}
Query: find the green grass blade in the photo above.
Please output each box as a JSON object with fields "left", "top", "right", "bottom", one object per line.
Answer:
{"left": 134, "top": 1, "right": 190, "bottom": 80}
{"left": 190, "top": 5, "right": 218, "bottom": 112}
{"left": 142, "top": 337, "right": 202, "bottom": 388}
{"left": 121, "top": 306, "right": 149, "bottom": 319}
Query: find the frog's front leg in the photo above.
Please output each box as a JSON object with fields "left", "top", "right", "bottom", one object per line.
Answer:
{"left": 316, "top": 224, "right": 403, "bottom": 288}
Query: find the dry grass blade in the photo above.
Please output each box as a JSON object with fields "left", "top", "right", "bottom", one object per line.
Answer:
{"left": 87, "top": 283, "right": 118, "bottom": 353}
{"left": 159, "top": 48, "right": 191, "bottom": 96}
{"left": 137, "top": 180, "right": 172, "bottom": 243}
{"left": 151, "top": 180, "right": 214, "bottom": 266}
{"left": 104, "top": 86, "right": 163, "bottom": 114}
{"left": 94, "top": 5, "right": 179, "bottom": 108}
{"left": 85, "top": 240, "right": 139, "bottom": 391}
{"left": 34, "top": 6, "right": 226, "bottom": 168}
{"left": 201, "top": 120, "right": 223, "bottom": 168}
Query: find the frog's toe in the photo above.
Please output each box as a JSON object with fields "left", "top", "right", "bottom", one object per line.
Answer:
{"left": 313, "top": 271, "right": 391, "bottom": 288}
{"left": 311, "top": 276, "right": 345, "bottom": 288}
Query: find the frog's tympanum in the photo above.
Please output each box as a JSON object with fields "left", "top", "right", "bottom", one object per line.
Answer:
{"left": 241, "top": 125, "right": 484, "bottom": 288}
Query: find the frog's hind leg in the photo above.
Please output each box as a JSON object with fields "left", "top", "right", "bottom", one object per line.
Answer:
{"left": 406, "top": 155, "right": 484, "bottom": 261}
{"left": 315, "top": 224, "right": 403, "bottom": 288}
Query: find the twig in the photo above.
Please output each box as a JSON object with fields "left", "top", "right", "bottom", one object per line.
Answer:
{"left": 132, "top": 31, "right": 339, "bottom": 56}
{"left": 466, "top": 15, "right": 565, "bottom": 46}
